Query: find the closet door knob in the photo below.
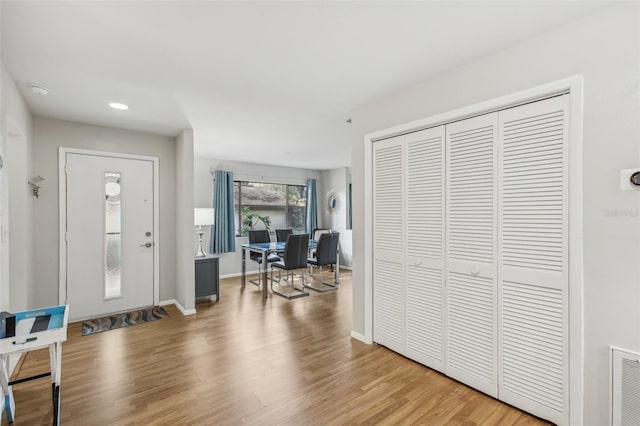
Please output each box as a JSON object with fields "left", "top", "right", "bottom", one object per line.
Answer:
{"left": 470, "top": 267, "right": 480, "bottom": 276}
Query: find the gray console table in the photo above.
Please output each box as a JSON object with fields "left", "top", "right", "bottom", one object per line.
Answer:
{"left": 195, "top": 254, "right": 219, "bottom": 302}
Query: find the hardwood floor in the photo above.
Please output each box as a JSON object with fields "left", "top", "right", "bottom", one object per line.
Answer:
{"left": 4, "top": 270, "right": 548, "bottom": 425}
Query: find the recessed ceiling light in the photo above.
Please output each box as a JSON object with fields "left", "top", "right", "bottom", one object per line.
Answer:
{"left": 30, "top": 84, "right": 49, "bottom": 96}
{"left": 109, "top": 102, "right": 129, "bottom": 110}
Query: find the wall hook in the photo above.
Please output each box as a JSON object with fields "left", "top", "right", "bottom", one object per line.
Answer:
{"left": 28, "top": 175, "right": 44, "bottom": 198}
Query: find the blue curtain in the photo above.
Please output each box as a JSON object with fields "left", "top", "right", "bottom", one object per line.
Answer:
{"left": 211, "top": 170, "right": 236, "bottom": 253}
{"left": 305, "top": 178, "right": 318, "bottom": 234}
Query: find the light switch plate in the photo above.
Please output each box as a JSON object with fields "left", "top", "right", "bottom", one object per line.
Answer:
{"left": 620, "top": 168, "right": 640, "bottom": 190}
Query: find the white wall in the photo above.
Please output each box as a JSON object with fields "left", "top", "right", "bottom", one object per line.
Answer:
{"left": 6, "top": 131, "right": 33, "bottom": 312}
{"left": 0, "top": 63, "right": 35, "bottom": 312}
{"left": 194, "top": 156, "right": 323, "bottom": 277}
{"left": 175, "top": 130, "right": 195, "bottom": 313}
{"left": 0, "top": 94, "right": 6, "bottom": 313}
{"left": 320, "top": 167, "right": 352, "bottom": 267}
{"left": 33, "top": 117, "right": 178, "bottom": 306}
{"left": 350, "top": 3, "right": 639, "bottom": 425}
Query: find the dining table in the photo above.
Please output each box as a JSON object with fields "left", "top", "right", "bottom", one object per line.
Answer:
{"left": 240, "top": 239, "right": 340, "bottom": 298}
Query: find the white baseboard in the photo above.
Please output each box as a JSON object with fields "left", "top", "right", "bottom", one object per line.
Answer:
{"left": 159, "top": 299, "right": 196, "bottom": 316}
{"left": 220, "top": 271, "right": 259, "bottom": 279}
{"left": 351, "top": 330, "right": 372, "bottom": 344}
{"left": 339, "top": 265, "right": 352, "bottom": 271}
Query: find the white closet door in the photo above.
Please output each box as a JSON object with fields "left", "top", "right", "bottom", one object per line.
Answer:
{"left": 405, "top": 126, "right": 446, "bottom": 372}
{"left": 498, "top": 95, "right": 569, "bottom": 425}
{"left": 373, "top": 135, "right": 405, "bottom": 354}
{"left": 446, "top": 113, "right": 498, "bottom": 397}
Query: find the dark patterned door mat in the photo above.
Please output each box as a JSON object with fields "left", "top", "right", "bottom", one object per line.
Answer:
{"left": 81, "top": 306, "right": 169, "bottom": 336}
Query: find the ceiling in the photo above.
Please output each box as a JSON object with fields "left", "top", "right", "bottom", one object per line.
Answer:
{"left": 1, "top": 1, "right": 607, "bottom": 170}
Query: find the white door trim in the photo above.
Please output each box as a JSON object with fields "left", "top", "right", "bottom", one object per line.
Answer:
{"left": 361, "top": 75, "right": 584, "bottom": 425}
{"left": 58, "top": 147, "right": 160, "bottom": 312}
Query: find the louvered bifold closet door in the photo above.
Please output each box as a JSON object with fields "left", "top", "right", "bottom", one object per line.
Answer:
{"left": 446, "top": 113, "right": 498, "bottom": 397}
{"left": 497, "top": 95, "right": 569, "bottom": 425}
{"left": 404, "top": 126, "right": 446, "bottom": 372}
{"left": 373, "top": 136, "right": 405, "bottom": 354}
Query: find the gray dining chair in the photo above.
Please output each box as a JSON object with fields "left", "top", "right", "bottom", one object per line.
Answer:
{"left": 276, "top": 228, "right": 293, "bottom": 243}
{"left": 275, "top": 228, "right": 293, "bottom": 257}
{"left": 306, "top": 232, "right": 340, "bottom": 292}
{"left": 309, "top": 228, "right": 330, "bottom": 271}
{"left": 270, "top": 233, "right": 310, "bottom": 299}
{"left": 248, "top": 230, "right": 280, "bottom": 288}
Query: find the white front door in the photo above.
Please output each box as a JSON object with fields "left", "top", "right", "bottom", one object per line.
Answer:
{"left": 65, "top": 152, "right": 155, "bottom": 321}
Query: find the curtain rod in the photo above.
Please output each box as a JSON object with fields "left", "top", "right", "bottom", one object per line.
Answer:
{"left": 209, "top": 168, "right": 316, "bottom": 184}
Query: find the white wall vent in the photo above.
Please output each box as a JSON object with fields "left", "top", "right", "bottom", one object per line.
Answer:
{"left": 611, "top": 347, "right": 640, "bottom": 426}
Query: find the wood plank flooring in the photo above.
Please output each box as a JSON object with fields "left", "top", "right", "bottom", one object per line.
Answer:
{"left": 3, "top": 270, "right": 548, "bottom": 425}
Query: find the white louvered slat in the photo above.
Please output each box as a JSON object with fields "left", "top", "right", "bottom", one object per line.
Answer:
{"left": 447, "top": 116, "right": 495, "bottom": 263}
{"left": 406, "top": 265, "right": 444, "bottom": 371}
{"left": 373, "top": 136, "right": 405, "bottom": 354}
{"left": 374, "top": 139, "right": 404, "bottom": 258}
{"left": 498, "top": 95, "right": 569, "bottom": 426}
{"left": 501, "top": 280, "right": 564, "bottom": 412}
{"left": 447, "top": 271, "right": 496, "bottom": 391}
{"left": 407, "top": 127, "right": 444, "bottom": 260}
{"left": 373, "top": 260, "right": 404, "bottom": 353}
{"left": 405, "top": 126, "right": 445, "bottom": 371}
{"left": 500, "top": 101, "right": 565, "bottom": 273}
{"left": 446, "top": 113, "right": 498, "bottom": 398}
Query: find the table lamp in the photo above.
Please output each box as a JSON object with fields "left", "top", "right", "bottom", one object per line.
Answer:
{"left": 194, "top": 208, "right": 214, "bottom": 257}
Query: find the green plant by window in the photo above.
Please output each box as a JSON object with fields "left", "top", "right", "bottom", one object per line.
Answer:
{"left": 240, "top": 206, "right": 271, "bottom": 236}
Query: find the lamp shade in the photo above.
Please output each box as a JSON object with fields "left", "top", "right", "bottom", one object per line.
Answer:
{"left": 194, "top": 208, "right": 214, "bottom": 226}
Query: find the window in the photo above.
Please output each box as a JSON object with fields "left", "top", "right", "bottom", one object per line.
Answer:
{"left": 104, "top": 172, "right": 122, "bottom": 299}
{"left": 234, "top": 181, "right": 307, "bottom": 236}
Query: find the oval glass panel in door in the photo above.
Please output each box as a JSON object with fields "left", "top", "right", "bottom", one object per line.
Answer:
{"left": 105, "top": 172, "right": 122, "bottom": 299}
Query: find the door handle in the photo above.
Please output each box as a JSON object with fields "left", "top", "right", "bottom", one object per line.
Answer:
{"left": 470, "top": 267, "right": 480, "bottom": 276}
{"left": 140, "top": 242, "right": 152, "bottom": 248}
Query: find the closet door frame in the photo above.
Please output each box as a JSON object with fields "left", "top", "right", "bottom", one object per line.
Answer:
{"left": 360, "top": 75, "right": 584, "bottom": 425}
